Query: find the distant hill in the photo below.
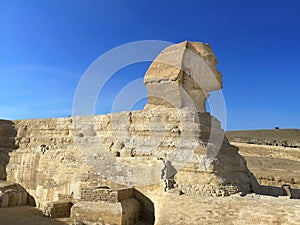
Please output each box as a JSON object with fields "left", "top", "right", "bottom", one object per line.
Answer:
{"left": 226, "top": 129, "right": 300, "bottom": 148}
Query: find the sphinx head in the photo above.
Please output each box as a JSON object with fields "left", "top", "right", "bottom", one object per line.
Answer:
{"left": 144, "top": 41, "right": 222, "bottom": 112}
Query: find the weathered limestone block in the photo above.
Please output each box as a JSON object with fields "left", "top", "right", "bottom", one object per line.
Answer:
{"left": 43, "top": 200, "right": 73, "bottom": 218}
{"left": 71, "top": 199, "right": 142, "bottom": 225}
{"left": 77, "top": 186, "right": 153, "bottom": 224}
{"left": 81, "top": 187, "right": 119, "bottom": 203}
{"left": 81, "top": 187, "right": 137, "bottom": 203}
{"left": 71, "top": 201, "right": 122, "bottom": 225}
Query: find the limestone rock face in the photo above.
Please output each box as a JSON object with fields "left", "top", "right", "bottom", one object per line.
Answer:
{"left": 0, "top": 120, "right": 16, "bottom": 149}
{"left": 0, "top": 120, "right": 16, "bottom": 180}
{"left": 6, "top": 117, "right": 108, "bottom": 209}
{"left": 2, "top": 109, "right": 252, "bottom": 209}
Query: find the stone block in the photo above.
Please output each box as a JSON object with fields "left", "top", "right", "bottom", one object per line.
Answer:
{"left": 43, "top": 201, "right": 73, "bottom": 218}
{"left": 71, "top": 201, "right": 123, "bottom": 225}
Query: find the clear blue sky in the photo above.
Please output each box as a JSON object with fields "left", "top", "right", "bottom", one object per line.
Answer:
{"left": 1, "top": 0, "right": 299, "bottom": 130}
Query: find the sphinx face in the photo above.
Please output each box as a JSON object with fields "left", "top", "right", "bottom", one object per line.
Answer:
{"left": 181, "top": 42, "right": 222, "bottom": 92}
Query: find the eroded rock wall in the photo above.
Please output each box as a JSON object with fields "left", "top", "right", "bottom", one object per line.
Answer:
{"left": 6, "top": 117, "right": 105, "bottom": 209}
{"left": 2, "top": 107, "right": 253, "bottom": 210}
{"left": 0, "top": 120, "right": 16, "bottom": 180}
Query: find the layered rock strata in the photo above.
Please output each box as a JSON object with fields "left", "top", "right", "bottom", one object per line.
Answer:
{"left": 0, "top": 120, "right": 16, "bottom": 180}
{"left": 4, "top": 106, "right": 254, "bottom": 206}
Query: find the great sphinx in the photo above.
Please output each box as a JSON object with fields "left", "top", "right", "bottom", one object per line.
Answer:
{"left": 0, "top": 41, "right": 257, "bottom": 216}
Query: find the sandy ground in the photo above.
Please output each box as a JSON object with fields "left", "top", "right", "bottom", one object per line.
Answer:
{"left": 0, "top": 206, "right": 72, "bottom": 225}
{"left": 1, "top": 195, "right": 300, "bottom": 225}
{"left": 151, "top": 193, "right": 300, "bottom": 225}
{"left": 233, "top": 142, "right": 300, "bottom": 188}
{"left": 234, "top": 142, "right": 300, "bottom": 161}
